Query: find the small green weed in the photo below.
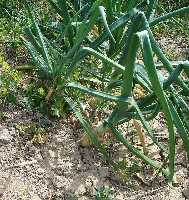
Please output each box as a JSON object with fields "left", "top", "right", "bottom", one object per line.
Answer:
{"left": 0, "top": 53, "right": 22, "bottom": 106}
{"left": 95, "top": 186, "right": 115, "bottom": 200}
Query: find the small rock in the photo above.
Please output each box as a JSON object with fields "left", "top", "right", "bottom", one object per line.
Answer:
{"left": 0, "top": 128, "right": 12, "bottom": 144}
{"left": 36, "top": 168, "right": 46, "bottom": 174}
{"left": 78, "top": 197, "right": 89, "bottom": 200}
{"left": 54, "top": 176, "right": 72, "bottom": 190}
{"left": 0, "top": 179, "right": 6, "bottom": 197}
{"left": 31, "top": 194, "right": 42, "bottom": 200}
{"left": 98, "top": 167, "right": 109, "bottom": 178}
{"left": 115, "top": 193, "right": 125, "bottom": 200}
{"left": 182, "top": 188, "right": 189, "bottom": 199}
{"left": 49, "top": 150, "right": 56, "bottom": 158}
{"left": 75, "top": 184, "right": 87, "bottom": 196}
{"left": 85, "top": 175, "right": 99, "bottom": 195}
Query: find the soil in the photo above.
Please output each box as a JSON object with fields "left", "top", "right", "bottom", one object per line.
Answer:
{"left": 0, "top": 104, "right": 189, "bottom": 200}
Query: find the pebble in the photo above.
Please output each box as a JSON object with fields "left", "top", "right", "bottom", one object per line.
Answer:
{"left": 75, "top": 184, "right": 87, "bottom": 196}
{"left": 182, "top": 188, "right": 189, "bottom": 199}
{"left": 0, "top": 128, "right": 13, "bottom": 144}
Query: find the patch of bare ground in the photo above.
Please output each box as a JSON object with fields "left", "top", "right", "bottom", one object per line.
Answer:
{"left": 0, "top": 105, "right": 188, "bottom": 200}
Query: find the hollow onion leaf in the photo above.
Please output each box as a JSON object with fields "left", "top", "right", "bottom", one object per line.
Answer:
{"left": 82, "top": 47, "right": 124, "bottom": 71}
{"left": 26, "top": 6, "right": 52, "bottom": 72}
{"left": 137, "top": 30, "right": 175, "bottom": 181}
{"left": 66, "top": 82, "right": 129, "bottom": 103}
{"left": 150, "top": 6, "right": 189, "bottom": 27}
{"left": 168, "top": 99, "right": 189, "bottom": 159}
{"left": 65, "top": 97, "right": 112, "bottom": 164}
{"left": 99, "top": 6, "right": 116, "bottom": 43}
{"left": 107, "top": 124, "right": 169, "bottom": 178}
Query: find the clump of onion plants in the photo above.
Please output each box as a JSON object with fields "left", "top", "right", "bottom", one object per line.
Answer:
{"left": 23, "top": 0, "right": 189, "bottom": 182}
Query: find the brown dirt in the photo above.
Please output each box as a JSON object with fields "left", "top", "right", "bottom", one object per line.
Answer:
{"left": 0, "top": 105, "right": 189, "bottom": 200}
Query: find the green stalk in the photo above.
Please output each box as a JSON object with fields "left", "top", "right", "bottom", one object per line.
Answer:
{"left": 119, "top": 13, "right": 145, "bottom": 106}
{"left": 81, "top": 47, "right": 124, "bottom": 71}
{"left": 120, "top": 33, "right": 138, "bottom": 105}
{"left": 66, "top": 97, "right": 112, "bottom": 164}
{"left": 65, "top": 10, "right": 134, "bottom": 77}
{"left": 67, "top": 0, "right": 101, "bottom": 58}
{"left": 66, "top": 98, "right": 129, "bottom": 173}
{"left": 66, "top": 82, "right": 129, "bottom": 103}
{"left": 150, "top": 31, "right": 189, "bottom": 93}
{"left": 119, "top": 11, "right": 143, "bottom": 66}
{"left": 168, "top": 98, "right": 189, "bottom": 159}
{"left": 146, "top": 0, "right": 157, "bottom": 20}
{"left": 57, "top": 0, "right": 74, "bottom": 47}
{"left": 137, "top": 30, "right": 175, "bottom": 181}
{"left": 150, "top": 6, "right": 189, "bottom": 26}
{"left": 144, "top": 18, "right": 189, "bottom": 94}
{"left": 108, "top": 124, "right": 169, "bottom": 178}
{"left": 26, "top": 7, "right": 52, "bottom": 72}
{"left": 130, "top": 98, "right": 167, "bottom": 152}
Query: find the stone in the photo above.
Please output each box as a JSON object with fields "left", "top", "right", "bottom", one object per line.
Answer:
{"left": 49, "top": 150, "right": 56, "bottom": 158}
{"left": 31, "top": 194, "right": 42, "bottom": 200}
{"left": 182, "top": 188, "right": 189, "bottom": 199}
{"left": 0, "top": 128, "right": 12, "bottom": 144}
{"left": 75, "top": 184, "right": 87, "bottom": 196}
{"left": 78, "top": 197, "right": 89, "bottom": 200}
{"left": 98, "top": 167, "right": 109, "bottom": 178}
{"left": 0, "top": 179, "right": 6, "bottom": 197}
{"left": 116, "top": 193, "right": 125, "bottom": 200}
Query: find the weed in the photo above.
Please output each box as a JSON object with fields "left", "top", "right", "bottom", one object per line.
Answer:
{"left": 0, "top": 53, "right": 22, "bottom": 106}
{"left": 95, "top": 186, "right": 115, "bottom": 200}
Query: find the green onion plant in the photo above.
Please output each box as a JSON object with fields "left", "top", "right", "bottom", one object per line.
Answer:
{"left": 23, "top": 0, "right": 189, "bottom": 182}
